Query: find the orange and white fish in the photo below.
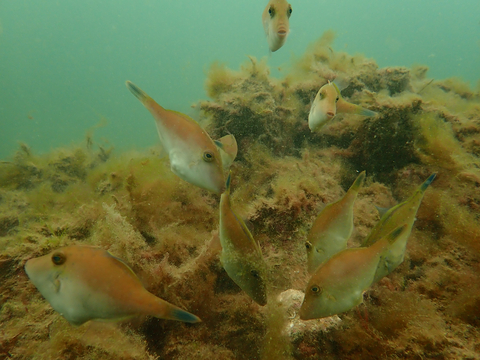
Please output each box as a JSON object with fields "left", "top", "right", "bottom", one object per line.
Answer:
{"left": 126, "top": 81, "right": 237, "bottom": 194}
{"left": 306, "top": 171, "right": 366, "bottom": 274}
{"left": 362, "top": 173, "right": 436, "bottom": 283}
{"left": 308, "top": 81, "right": 377, "bottom": 132}
{"left": 300, "top": 224, "right": 407, "bottom": 320}
{"left": 25, "top": 246, "right": 201, "bottom": 326}
{"left": 219, "top": 173, "right": 267, "bottom": 306}
{"left": 262, "top": 0, "right": 292, "bottom": 52}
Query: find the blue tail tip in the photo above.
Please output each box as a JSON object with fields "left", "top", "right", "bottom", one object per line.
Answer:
{"left": 126, "top": 81, "right": 143, "bottom": 99}
{"left": 426, "top": 173, "right": 437, "bottom": 185}
{"left": 226, "top": 171, "right": 232, "bottom": 191}
{"left": 421, "top": 173, "right": 437, "bottom": 191}
{"left": 173, "top": 308, "right": 201, "bottom": 323}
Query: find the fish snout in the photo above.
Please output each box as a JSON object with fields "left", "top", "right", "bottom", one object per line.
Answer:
{"left": 277, "top": 26, "right": 288, "bottom": 37}
{"left": 24, "top": 257, "right": 39, "bottom": 276}
{"left": 299, "top": 302, "right": 312, "bottom": 320}
{"left": 208, "top": 168, "right": 226, "bottom": 194}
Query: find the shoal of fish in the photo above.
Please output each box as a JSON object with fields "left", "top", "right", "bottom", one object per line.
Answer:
{"left": 24, "top": 1, "right": 433, "bottom": 327}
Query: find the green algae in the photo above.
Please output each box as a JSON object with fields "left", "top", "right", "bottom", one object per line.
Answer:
{"left": 1, "top": 31, "right": 480, "bottom": 359}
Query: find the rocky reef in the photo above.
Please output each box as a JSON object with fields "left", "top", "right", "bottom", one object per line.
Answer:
{"left": 1, "top": 31, "right": 480, "bottom": 359}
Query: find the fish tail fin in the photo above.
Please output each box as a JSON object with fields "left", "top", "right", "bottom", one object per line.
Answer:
{"left": 169, "top": 307, "right": 201, "bottom": 323}
{"left": 155, "top": 300, "right": 201, "bottom": 323}
{"left": 126, "top": 81, "right": 151, "bottom": 105}
{"left": 126, "top": 81, "right": 168, "bottom": 122}
{"left": 420, "top": 173, "right": 437, "bottom": 192}
{"left": 225, "top": 171, "right": 232, "bottom": 195}
{"left": 349, "top": 171, "right": 366, "bottom": 193}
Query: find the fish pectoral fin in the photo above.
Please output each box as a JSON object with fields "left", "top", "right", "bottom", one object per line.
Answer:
{"left": 382, "top": 254, "right": 400, "bottom": 275}
{"left": 168, "top": 150, "right": 183, "bottom": 172}
{"left": 332, "top": 78, "right": 349, "bottom": 92}
{"left": 54, "top": 279, "right": 61, "bottom": 293}
{"left": 336, "top": 97, "right": 376, "bottom": 117}
{"left": 215, "top": 135, "right": 237, "bottom": 154}
{"left": 358, "top": 108, "right": 377, "bottom": 117}
{"left": 217, "top": 146, "right": 234, "bottom": 170}
{"left": 169, "top": 150, "right": 197, "bottom": 172}
{"left": 215, "top": 135, "right": 238, "bottom": 170}
{"left": 385, "top": 258, "right": 395, "bottom": 274}
{"left": 378, "top": 255, "right": 390, "bottom": 272}
{"left": 326, "top": 293, "right": 336, "bottom": 302}
{"left": 374, "top": 205, "right": 392, "bottom": 217}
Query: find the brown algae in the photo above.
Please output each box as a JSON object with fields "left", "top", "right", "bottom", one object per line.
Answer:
{"left": 1, "top": 32, "right": 480, "bottom": 359}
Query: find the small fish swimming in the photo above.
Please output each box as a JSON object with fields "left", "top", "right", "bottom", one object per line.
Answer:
{"left": 126, "top": 81, "right": 237, "bottom": 194}
{"left": 25, "top": 246, "right": 201, "bottom": 326}
{"left": 219, "top": 173, "right": 267, "bottom": 306}
{"left": 300, "top": 224, "right": 407, "bottom": 320}
{"left": 362, "top": 173, "right": 436, "bottom": 283}
{"left": 262, "top": 0, "right": 292, "bottom": 52}
{"left": 308, "top": 81, "right": 377, "bottom": 132}
{"left": 306, "top": 171, "right": 366, "bottom": 274}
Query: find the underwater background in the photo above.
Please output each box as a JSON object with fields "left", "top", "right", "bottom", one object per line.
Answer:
{"left": 1, "top": 0, "right": 479, "bottom": 158}
{"left": 1, "top": 1, "right": 480, "bottom": 359}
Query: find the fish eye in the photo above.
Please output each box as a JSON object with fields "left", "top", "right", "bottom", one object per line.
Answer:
{"left": 51, "top": 252, "right": 66, "bottom": 265}
{"left": 268, "top": 6, "right": 275, "bottom": 17}
{"left": 311, "top": 285, "right": 322, "bottom": 294}
{"left": 319, "top": 91, "right": 326, "bottom": 100}
{"left": 250, "top": 269, "right": 260, "bottom": 278}
{"left": 203, "top": 151, "right": 215, "bottom": 162}
{"left": 288, "top": 6, "right": 292, "bottom": 17}
{"left": 335, "top": 97, "right": 339, "bottom": 102}
{"left": 305, "top": 241, "right": 312, "bottom": 250}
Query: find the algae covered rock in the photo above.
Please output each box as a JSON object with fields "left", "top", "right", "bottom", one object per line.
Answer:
{"left": 1, "top": 31, "right": 480, "bottom": 360}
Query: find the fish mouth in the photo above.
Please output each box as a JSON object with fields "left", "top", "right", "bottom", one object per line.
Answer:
{"left": 277, "top": 27, "right": 288, "bottom": 37}
{"left": 327, "top": 111, "right": 335, "bottom": 118}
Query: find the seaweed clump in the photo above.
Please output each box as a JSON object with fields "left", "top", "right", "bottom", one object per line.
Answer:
{"left": 1, "top": 30, "right": 480, "bottom": 360}
{"left": 201, "top": 57, "right": 306, "bottom": 159}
